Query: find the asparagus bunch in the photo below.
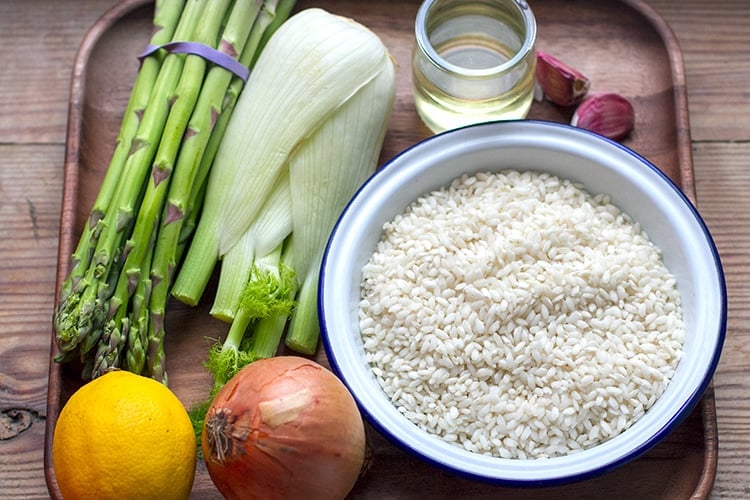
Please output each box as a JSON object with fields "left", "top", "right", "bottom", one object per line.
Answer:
{"left": 53, "top": 0, "right": 188, "bottom": 363}
{"left": 54, "top": 0, "right": 297, "bottom": 383}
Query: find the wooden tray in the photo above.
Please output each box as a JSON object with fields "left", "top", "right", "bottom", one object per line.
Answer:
{"left": 45, "top": 0, "right": 718, "bottom": 498}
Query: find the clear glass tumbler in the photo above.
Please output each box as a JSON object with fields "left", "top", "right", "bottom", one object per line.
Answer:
{"left": 412, "top": 0, "right": 537, "bottom": 133}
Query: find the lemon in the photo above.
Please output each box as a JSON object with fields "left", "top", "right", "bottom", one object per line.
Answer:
{"left": 52, "top": 370, "right": 196, "bottom": 500}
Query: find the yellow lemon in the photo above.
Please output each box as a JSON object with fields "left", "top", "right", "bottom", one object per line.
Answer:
{"left": 52, "top": 370, "right": 196, "bottom": 499}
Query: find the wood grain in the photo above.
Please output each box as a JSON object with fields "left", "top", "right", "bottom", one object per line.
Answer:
{"left": 44, "top": 0, "right": 713, "bottom": 497}
{"left": 647, "top": 1, "right": 750, "bottom": 143}
{"left": 649, "top": 1, "right": 750, "bottom": 497}
{"left": 0, "top": 0, "right": 748, "bottom": 498}
{"left": 691, "top": 142, "right": 750, "bottom": 499}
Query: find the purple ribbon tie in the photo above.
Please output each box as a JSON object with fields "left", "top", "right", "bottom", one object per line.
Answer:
{"left": 139, "top": 41, "right": 249, "bottom": 82}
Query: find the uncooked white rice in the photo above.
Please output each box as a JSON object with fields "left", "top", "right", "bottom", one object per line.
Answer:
{"left": 359, "top": 169, "right": 684, "bottom": 459}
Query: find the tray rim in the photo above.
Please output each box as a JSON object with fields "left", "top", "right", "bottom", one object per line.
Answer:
{"left": 42, "top": 0, "right": 717, "bottom": 497}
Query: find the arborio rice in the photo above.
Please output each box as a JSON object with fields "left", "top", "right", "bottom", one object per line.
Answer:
{"left": 359, "top": 169, "right": 684, "bottom": 459}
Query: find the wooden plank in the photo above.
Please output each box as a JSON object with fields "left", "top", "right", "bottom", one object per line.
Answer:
{"left": 0, "top": 144, "right": 64, "bottom": 408}
{"left": 0, "top": 144, "right": 64, "bottom": 497}
{"left": 0, "top": 0, "right": 119, "bottom": 144}
{"left": 692, "top": 141, "right": 750, "bottom": 499}
{"left": 648, "top": 0, "right": 750, "bottom": 142}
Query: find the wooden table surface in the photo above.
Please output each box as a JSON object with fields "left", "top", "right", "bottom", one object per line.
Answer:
{"left": 0, "top": 0, "right": 748, "bottom": 498}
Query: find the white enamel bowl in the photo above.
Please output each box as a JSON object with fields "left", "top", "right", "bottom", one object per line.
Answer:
{"left": 318, "top": 120, "right": 726, "bottom": 486}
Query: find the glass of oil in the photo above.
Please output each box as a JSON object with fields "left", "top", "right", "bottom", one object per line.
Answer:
{"left": 412, "top": 0, "right": 537, "bottom": 133}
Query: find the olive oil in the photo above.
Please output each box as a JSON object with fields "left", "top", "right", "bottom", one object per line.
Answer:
{"left": 412, "top": 1, "right": 536, "bottom": 133}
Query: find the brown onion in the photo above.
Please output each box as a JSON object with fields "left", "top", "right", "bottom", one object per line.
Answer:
{"left": 202, "top": 356, "right": 366, "bottom": 500}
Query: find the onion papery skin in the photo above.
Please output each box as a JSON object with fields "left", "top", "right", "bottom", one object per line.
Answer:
{"left": 202, "top": 356, "right": 366, "bottom": 500}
